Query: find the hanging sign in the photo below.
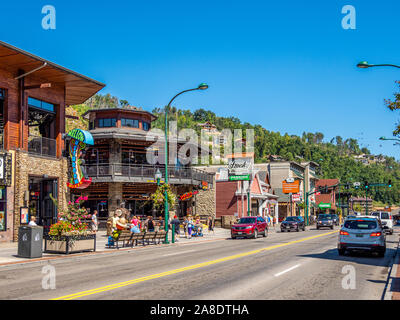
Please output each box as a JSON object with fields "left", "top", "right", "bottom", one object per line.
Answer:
{"left": 67, "top": 129, "right": 94, "bottom": 190}
{"left": 282, "top": 180, "right": 300, "bottom": 194}
{"left": 180, "top": 190, "right": 199, "bottom": 201}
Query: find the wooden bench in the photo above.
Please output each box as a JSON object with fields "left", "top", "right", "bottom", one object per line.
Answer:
{"left": 130, "top": 232, "right": 145, "bottom": 247}
{"left": 155, "top": 230, "right": 167, "bottom": 244}
{"left": 142, "top": 231, "right": 157, "bottom": 246}
{"left": 115, "top": 230, "right": 133, "bottom": 249}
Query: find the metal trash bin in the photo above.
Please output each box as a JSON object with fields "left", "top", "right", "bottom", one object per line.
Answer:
{"left": 18, "top": 226, "right": 43, "bottom": 258}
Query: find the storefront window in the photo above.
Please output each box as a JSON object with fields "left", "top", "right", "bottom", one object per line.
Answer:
{"left": 0, "top": 187, "right": 6, "bottom": 231}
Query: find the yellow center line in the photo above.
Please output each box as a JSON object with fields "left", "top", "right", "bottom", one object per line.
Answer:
{"left": 52, "top": 230, "right": 338, "bottom": 300}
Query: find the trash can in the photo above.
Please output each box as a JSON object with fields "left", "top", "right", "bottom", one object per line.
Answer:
{"left": 18, "top": 226, "right": 43, "bottom": 258}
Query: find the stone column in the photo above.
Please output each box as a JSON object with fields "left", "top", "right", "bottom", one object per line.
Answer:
{"left": 108, "top": 183, "right": 123, "bottom": 216}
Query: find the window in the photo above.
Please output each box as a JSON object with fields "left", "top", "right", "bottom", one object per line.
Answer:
{"left": 121, "top": 118, "right": 139, "bottom": 128}
{"left": 0, "top": 187, "right": 6, "bottom": 231}
{"left": 89, "top": 120, "right": 95, "bottom": 130}
{"left": 28, "top": 97, "right": 55, "bottom": 113}
{"left": 98, "top": 118, "right": 116, "bottom": 128}
{"left": 142, "top": 122, "right": 150, "bottom": 131}
{"left": 0, "top": 89, "right": 4, "bottom": 100}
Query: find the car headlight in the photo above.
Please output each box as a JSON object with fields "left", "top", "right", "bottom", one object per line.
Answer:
{"left": 246, "top": 226, "right": 253, "bottom": 229}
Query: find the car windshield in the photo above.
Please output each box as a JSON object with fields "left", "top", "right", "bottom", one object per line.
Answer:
{"left": 344, "top": 220, "right": 377, "bottom": 230}
{"left": 237, "top": 218, "right": 256, "bottom": 224}
{"left": 372, "top": 212, "right": 390, "bottom": 219}
{"left": 285, "top": 217, "right": 298, "bottom": 222}
{"left": 381, "top": 212, "right": 390, "bottom": 220}
{"left": 318, "top": 214, "right": 331, "bottom": 219}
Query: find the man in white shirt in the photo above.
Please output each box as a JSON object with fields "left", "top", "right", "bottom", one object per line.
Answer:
{"left": 28, "top": 216, "right": 37, "bottom": 226}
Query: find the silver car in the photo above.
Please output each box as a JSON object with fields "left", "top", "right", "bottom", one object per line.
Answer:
{"left": 338, "top": 217, "right": 386, "bottom": 257}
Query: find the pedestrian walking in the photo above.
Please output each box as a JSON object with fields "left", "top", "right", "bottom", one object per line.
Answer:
{"left": 147, "top": 216, "right": 155, "bottom": 232}
{"left": 171, "top": 215, "right": 181, "bottom": 241}
{"left": 208, "top": 216, "right": 214, "bottom": 234}
{"left": 187, "top": 216, "right": 194, "bottom": 239}
{"left": 91, "top": 210, "right": 99, "bottom": 232}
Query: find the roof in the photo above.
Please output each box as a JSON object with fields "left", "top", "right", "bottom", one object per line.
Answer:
{"left": 0, "top": 41, "right": 105, "bottom": 105}
{"left": 82, "top": 108, "right": 157, "bottom": 121}
{"left": 316, "top": 179, "right": 339, "bottom": 187}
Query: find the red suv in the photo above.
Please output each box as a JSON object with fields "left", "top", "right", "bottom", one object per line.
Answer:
{"left": 231, "top": 216, "right": 268, "bottom": 239}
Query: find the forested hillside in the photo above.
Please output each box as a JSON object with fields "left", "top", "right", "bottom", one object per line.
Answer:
{"left": 68, "top": 94, "right": 400, "bottom": 205}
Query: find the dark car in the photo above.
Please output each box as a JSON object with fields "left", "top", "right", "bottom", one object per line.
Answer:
{"left": 331, "top": 214, "right": 339, "bottom": 226}
{"left": 231, "top": 216, "right": 268, "bottom": 239}
{"left": 316, "top": 214, "right": 334, "bottom": 230}
{"left": 281, "top": 216, "right": 305, "bottom": 232}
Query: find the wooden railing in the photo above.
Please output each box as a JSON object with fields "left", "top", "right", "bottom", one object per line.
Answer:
{"left": 83, "top": 163, "right": 214, "bottom": 184}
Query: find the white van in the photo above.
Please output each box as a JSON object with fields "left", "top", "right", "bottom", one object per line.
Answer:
{"left": 371, "top": 211, "right": 394, "bottom": 235}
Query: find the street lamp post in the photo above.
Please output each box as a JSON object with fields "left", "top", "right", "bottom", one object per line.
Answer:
{"left": 357, "top": 61, "right": 400, "bottom": 69}
{"left": 163, "top": 83, "right": 209, "bottom": 244}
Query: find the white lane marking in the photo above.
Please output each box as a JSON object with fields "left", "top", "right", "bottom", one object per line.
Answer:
{"left": 274, "top": 264, "right": 301, "bottom": 277}
{"left": 163, "top": 250, "right": 196, "bottom": 257}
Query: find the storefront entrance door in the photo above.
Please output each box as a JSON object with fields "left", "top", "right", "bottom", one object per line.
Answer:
{"left": 29, "top": 177, "right": 58, "bottom": 233}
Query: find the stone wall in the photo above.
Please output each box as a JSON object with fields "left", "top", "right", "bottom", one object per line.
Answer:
{"left": 13, "top": 150, "right": 69, "bottom": 241}
{"left": 195, "top": 182, "right": 216, "bottom": 218}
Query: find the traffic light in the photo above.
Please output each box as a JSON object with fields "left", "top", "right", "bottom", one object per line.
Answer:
{"left": 364, "top": 180, "right": 369, "bottom": 189}
{"left": 388, "top": 180, "right": 392, "bottom": 188}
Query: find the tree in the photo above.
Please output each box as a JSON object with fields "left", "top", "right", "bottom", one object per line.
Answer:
{"left": 385, "top": 80, "right": 400, "bottom": 136}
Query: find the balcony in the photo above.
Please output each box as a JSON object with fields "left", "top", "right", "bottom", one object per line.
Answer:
{"left": 83, "top": 163, "right": 214, "bottom": 186}
{"left": 28, "top": 135, "right": 57, "bottom": 158}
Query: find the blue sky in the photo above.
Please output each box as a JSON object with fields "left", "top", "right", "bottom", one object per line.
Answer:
{"left": 2, "top": 1, "right": 400, "bottom": 158}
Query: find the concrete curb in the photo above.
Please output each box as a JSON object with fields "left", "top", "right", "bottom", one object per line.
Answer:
{"left": 0, "top": 236, "right": 229, "bottom": 269}
{"left": 383, "top": 235, "right": 400, "bottom": 300}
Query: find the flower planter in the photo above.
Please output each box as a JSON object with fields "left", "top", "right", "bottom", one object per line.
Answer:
{"left": 44, "top": 234, "right": 96, "bottom": 254}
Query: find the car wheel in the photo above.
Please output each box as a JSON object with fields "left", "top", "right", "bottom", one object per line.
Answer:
{"left": 303, "top": 226, "right": 306, "bottom": 231}
{"left": 297, "top": 226, "right": 300, "bottom": 232}
{"left": 331, "top": 226, "right": 334, "bottom": 229}
{"left": 281, "top": 229, "right": 284, "bottom": 232}
{"left": 231, "top": 236, "right": 236, "bottom": 239}
{"left": 317, "top": 226, "right": 319, "bottom": 230}
{"left": 263, "top": 228, "right": 267, "bottom": 237}
{"left": 338, "top": 249, "right": 345, "bottom": 256}
{"left": 253, "top": 229, "right": 258, "bottom": 239}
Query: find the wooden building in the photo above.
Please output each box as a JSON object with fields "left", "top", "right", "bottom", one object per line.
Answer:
{"left": 0, "top": 41, "right": 104, "bottom": 241}
{"left": 71, "top": 108, "right": 214, "bottom": 223}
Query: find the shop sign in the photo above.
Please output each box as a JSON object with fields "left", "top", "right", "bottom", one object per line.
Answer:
{"left": 201, "top": 181, "right": 208, "bottom": 190}
{"left": 318, "top": 202, "right": 331, "bottom": 209}
{"left": 20, "top": 207, "right": 29, "bottom": 224}
{"left": 282, "top": 180, "right": 300, "bottom": 194}
{"left": 0, "top": 211, "right": 4, "bottom": 231}
{"left": 229, "top": 174, "right": 250, "bottom": 181}
{"left": 180, "top": 190, "right": 199, "bottom": 201}
{"left": 0, "top": 153, "right": 12, "bottom": 187}
{"left": 228, "top": 155, "right": 253, "bottom": 177}
{"left": 291, "top": 193, "right": 302, "bottom": 202}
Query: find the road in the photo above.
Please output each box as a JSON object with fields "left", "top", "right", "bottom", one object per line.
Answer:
{"left": 0, "top": 225, "right": 398, "bottom": 300}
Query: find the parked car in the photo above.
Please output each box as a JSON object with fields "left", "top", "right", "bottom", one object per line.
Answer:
{"left": 231, "top": 216, "right": 268, "bottom": 239}
{"left": 371, "top": 211, "right": 394, "bottom": 235}
{"left": 331, "top": 214, "right": 340, "bottom": 226}
{"left": 316, "top": 214, "right": 334, "bottom": 230}
{"left": 338, "top": 217, "right": 386, "bottom": 257}
{"left": 281, "top": 216, "right": 305, "bottom": 232}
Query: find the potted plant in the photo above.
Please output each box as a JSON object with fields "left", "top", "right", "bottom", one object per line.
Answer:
{"left": 44, "top": 196, "right": 96, "bottom": 254}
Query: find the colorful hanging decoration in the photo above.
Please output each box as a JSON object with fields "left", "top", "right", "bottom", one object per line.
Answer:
{"left": 66, "top": 129, "right": 94, "bottom": 190}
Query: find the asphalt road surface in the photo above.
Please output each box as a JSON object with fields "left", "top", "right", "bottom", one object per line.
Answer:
{"left": 0, "top": 225, "right": 398, "bottom": 300}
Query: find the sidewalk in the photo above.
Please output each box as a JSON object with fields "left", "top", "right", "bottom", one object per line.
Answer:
{"left": 384, "top": 234, "right": 400, "bottom": 300}
{"left": 0, "top": 227, "right": 232, "bottom": 266}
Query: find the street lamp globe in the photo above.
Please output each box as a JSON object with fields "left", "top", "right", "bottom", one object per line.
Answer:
{"left": 155, "top": 168, "right": 162, "bottom": 181}
{"left": 198, "top": 83, "right": 209, "bottom": 90}
{"left": 357, "top": 61, "right": 371, "bottom": 69}
{"left": 379, "top": 136, "right": 386, "bottom": 140}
